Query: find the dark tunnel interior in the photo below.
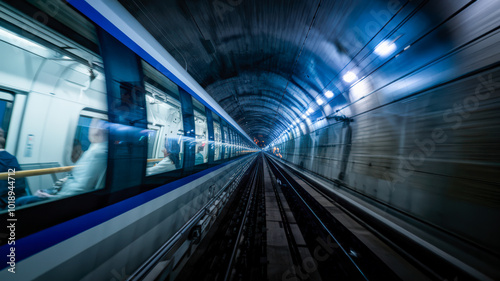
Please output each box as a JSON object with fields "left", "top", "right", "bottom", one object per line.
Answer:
{"left": 117, "top": 0, "right": 500, "bottom": 273}
{"left": 0, "top": 0, "right": 498, "bottom": 279}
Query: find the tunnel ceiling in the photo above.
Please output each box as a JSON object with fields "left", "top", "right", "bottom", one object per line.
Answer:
{"left": 118, "top": 0, "right": 442, "bottom": 146}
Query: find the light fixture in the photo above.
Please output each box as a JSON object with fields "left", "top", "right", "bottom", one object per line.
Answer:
{"left": 316, "top": 98, "right": 324, "bottom": 105}
{"left": 306, "top": 108, "right": 314, "bottom": 115}
{"left": 302, "top": 114, "right": 307, "bottom": 118}
{"left": 374, "top": 40, "right": 397, "bottom": 57}
{"left": 343, "top": 71, "right": 358, "bottom": 83}
{"left": 324, "top": 90, "right": 334, "bottom": 98}
{"left": 0, "top": 27, "right": 48, "bottom": 57}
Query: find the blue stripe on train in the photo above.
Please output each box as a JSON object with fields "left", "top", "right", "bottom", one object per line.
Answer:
{"left": 67, "top": 0, "right": 239, "bottom": 138}
{"left": 0, "top": 158, "right": 239, "bottom": 269}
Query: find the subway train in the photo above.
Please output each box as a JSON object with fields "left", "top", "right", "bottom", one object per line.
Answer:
{"left": 0, "top": 1, "right": 258, "bottom": 280}
{"left": 267, "top": 0, "right": 500, "bottom": 279}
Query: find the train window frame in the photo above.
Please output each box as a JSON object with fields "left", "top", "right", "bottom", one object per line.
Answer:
{"left": 144, "top": 81, "right": 184, "bottom": 176}
{"left": 222, "top": 124, "right": 229, "bottom": 159}
{"left": 1, "top": 112, "right": 110, "bottom": 212}
{"left": 0, "top": 90, "right": 14, "bottom": 140}
{"left": 192, "top": 97, "right": 208, "bottom": 166}
{"left": 213, "top": 117, "right": 222, "bottom": 162}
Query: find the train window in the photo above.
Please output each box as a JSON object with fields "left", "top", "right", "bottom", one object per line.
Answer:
{"left": 0, "top": 19, "right": 108, "bottom": 210}
{"left": 142, "top": 61, "right": 180, "bottom": 99}
{"left": 27, "top": 0, "right": 99, "bottom": 48}
{"left": 212, "top": 113, "right": 222, "bottom": 161}
{"left": 230, "top": 129, "right": 235, "bottom": 158}
{"left": 142, "top": 60, "right": 183, "bottom": 176}
{"left": 0, "top": 91, "right": 13, "bottom": 141}
{"left": 144, "top": 82, "right": 183, "bottom": 176}
{"left": 193, "top": 98, "right": 208, "bottom": 165}
{"left": 223, "top": 124, "right": 230, "bottom": 159}
{"left": 237, "top": 135, "right": 240, "bottom": 156}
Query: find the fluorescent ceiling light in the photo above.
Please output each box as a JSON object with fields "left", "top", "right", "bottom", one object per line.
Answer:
{"left": 0, "top": 27, "right": 51, "bottom": 58}
{"left": 324, "top": 90, "right": 334, "bottom": 98}
{"left": 316, "top": 98, "right": 324, "bottom": 105}
{"left": 343, "top": 71, "right": 358, "bottom": 83}
{"left": 374, "top": 40, "right": 397, "bottom": 57}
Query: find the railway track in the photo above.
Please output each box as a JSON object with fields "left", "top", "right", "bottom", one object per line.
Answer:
{"left": 176, "top": 154, "right": 266, "bottom": 281}
{"left": 178, "top": 152, "right": 433, "bottom": 280}
{"left": 264, "top": 154, "right": 401, "bottom": 281}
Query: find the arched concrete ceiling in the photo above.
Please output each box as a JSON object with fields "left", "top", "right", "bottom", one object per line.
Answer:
{"left": 119, "top": 0, "right": 449, "bottom": 146}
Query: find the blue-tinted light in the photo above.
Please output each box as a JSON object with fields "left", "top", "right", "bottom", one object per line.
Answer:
{"left": 324, "top": 90, "right": 334, "bottom": 98}
{"left": 374, "top": 40, "right": 397, "bottom": 57}
{"left": 343, "top": 71, "right": 358, "bottom": 83}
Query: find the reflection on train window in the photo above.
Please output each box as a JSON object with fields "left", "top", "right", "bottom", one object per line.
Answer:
{"left": 193, "top": 98, "right": 208, "bottom": 165}
{"left": 223, "top": 124, "right": 230, "bottom": 159}
{"left": 235, "top": 135, "right": 240, "bottom": 156}
{"left": 0, "top": 23, "right": 108, "bottom": 210}
{"left": 229, "top": 129, "right": 234, "bottom": 158}
{"left": 145, "top": 82, "right": 183, "bottom": 176}
{"left": 212, "top": 112, "right": 222, "bottom": 161}
{"left": 146, "top": 129, "right": 158, "bottom": 159}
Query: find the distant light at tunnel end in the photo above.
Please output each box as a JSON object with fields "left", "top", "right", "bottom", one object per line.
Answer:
{"left": 374, "top": 40, "right": 397, "bottom": 57}
{"left": 325, "top": 90, "right": 334, "bottom": 98}
{"left": 343, "top": 71, "right": 358, "bottom": 83}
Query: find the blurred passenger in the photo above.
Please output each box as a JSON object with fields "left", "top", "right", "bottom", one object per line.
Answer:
{"left": 0, "top": 129, "right": 26, "bottom": 209}
{"left": 17, "top": 119, "right": 108, "bottom": 205}
{"left": 146, "top": 137, "right": 180, "bottom": 176}
{"left": 71, "top": 139, "right": 83, "bottom": 163}
{"left": 195, "top": 143, "right": 205, "bottom": 165}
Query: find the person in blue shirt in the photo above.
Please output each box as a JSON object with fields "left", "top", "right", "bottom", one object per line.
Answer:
{"left": 0, "top": 129, "right": 27, "bottom": 209}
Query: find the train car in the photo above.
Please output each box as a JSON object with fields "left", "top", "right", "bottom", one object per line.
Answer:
{"left": 0, "top": 0, "right": 257, "bottom": 280}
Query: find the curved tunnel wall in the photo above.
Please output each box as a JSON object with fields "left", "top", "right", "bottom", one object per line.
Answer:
{"left": 274, "top": 65, "right": 500, "bottom": 255}
{"left": 264, "top": 0, "right": 500, "bottom": 260}
{"left": 117, "top": 0, "right": 500, "bottom": 260}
